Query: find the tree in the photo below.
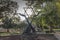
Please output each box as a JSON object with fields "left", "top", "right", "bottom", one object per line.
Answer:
{"left": 19, "top": 13, "right": 36, "bottom": 34}
{"left": 2, "top": 16, "right": 12, "bottom": 32}
{"left": 0, "top": 0, "right": 18, "bottom": 18}
{"left": 24, "top": 0, "right": 60, "bottom": 33}
{"left": 0, "top": 0, "right": 19, "bottom": 32}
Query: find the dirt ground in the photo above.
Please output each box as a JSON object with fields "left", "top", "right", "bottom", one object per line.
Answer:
{"left": 0, "top": 34, "right": 58, "bottom": 40}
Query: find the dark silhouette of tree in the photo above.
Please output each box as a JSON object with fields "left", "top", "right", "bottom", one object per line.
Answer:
{"left": 19, "top": 13, "right": 36, "bottom": 34}
{"left": 0, "top": 0, "right": 18, "bottom": 18}
{"left": 0, "top": 0, "right": 19, "bottom": 32}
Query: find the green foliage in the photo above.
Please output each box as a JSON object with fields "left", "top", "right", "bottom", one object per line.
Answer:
{"left": 0, "top": 0, "right": 20, "bottom": 30}
{"left": 24, "top": 0, "right": 60, "bottom": 32}
{"left": 18, "top": 21, "right": 27, "bottom": 28}
{"left": 0, "top": 0, "right": 18, "bottom": 18}
{"left": 2, "top": 15, "right": 20, "bottom": 29}
{"left": 2, "top": 17, "right": 12, "bottom": 29}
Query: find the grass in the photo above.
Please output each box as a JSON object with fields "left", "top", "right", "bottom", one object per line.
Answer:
{"left": 44, "top": 29, "right": 60, "bottom": 31}
{"left": 0, "top": 32, "right": 11, "bottom": 36}
{"left": 0, "top": 29, "right": 60, "bottom": 36}
{"left": 0, "top": 32, "right": 21, "bottom": 36}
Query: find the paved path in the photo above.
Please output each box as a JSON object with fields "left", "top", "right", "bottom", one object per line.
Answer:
{"left": 0, "top": 34, "right": 58, "bottom": 40}
{"left": 54, "top": 32, "right": 60, "bottom": 40}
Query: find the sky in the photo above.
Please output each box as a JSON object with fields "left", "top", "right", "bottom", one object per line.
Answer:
{"left": 13, "top": 0, "right": 33, "bottom": 21}
{"left": 13, "top": 0, "right": 27, "bottom": 20}
{"left": 12, "top": 0, "right": 46, "bottom": 21}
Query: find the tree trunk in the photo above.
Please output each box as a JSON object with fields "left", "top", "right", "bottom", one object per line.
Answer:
{"left": 49, "top": 26, "right": 53, "bottom": 33}
{"left": 23, "top": 24, "right": 36, "bottom": 34}
{"left": 7, "top": 29, "right": 9, "bottom": 32}
{"left": 23, "top": 16, "right": 36, "bottom": 34}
